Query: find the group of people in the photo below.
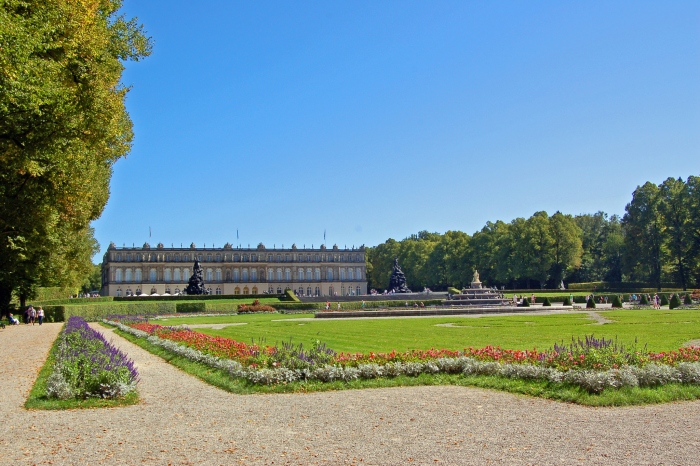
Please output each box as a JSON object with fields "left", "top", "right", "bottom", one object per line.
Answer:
{"left": 5, "top": 305, "right": 44, "bottom": 326}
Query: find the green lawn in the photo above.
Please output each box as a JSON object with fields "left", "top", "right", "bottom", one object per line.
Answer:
{"left": 156, "top": 309, "right": 700, "bottom": 353}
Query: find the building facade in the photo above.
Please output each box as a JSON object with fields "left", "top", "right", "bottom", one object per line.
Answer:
{"left": 100, "top": 242, "right": 368, "bottom": 297}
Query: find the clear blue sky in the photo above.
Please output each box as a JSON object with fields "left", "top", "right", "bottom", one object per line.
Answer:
{"left": 94, "top": 0, "right": 700, "bottom": 260}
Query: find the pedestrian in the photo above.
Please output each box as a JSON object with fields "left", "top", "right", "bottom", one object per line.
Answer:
{"left": 337, "top": 302, "right": 341, "bottom": 310}
{"left": 8, "top": 313, "right": 19, "bottom": 325}
{"left": 361, "top": 300, "right": 366, "bottom": 309}
{"left": 29, "top": 305, "right": 36, "bottom": 325}
{"left": 37, "top": 306, "right": 44, "bottom": 325}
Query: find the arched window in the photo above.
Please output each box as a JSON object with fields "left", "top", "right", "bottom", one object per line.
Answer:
{"left": 268, "top": 287, "right": 274, "bottom": 294}
{"left": 226, "top": 270, "right": 231, "bottom": 281}
{"left": 151, "top": 287, "right": 157, "bottom": 294}
{"left": 341, "top": 285, "right": 345, "bottom": 296}
{"left": 116, "top": 269, "right": 123, "bottom": 283}
{"left": 164, "top": 269, "right": 171, "bottom": 283}
{"left": 175, "top": 288, "right": 180, "bottom": 294}
{"left": 277, "top": 287, "right": 282, "bottom": 294}
{"left": 276, "top": 269, "right": 282, "bottom": 281}
{"left": 306, "top": 269, "right": 312, "bottom": 281}
{"left": 268, "top": 269, "right": 274, "bottom": 281}
{"left": 328, "top": 286, "right": 334, "bottom": 296}
{"left": 215, "top": 269, "right": 222, "bottom": 282}
{"left": 116, "top": 254, "right": 121, "bottom": 261}
{"left": 216, "top": 254, "right": 221, "bottom": 262}
{"left": 174, "top": 269, "right": 181, "bottom": 282}
{"left": 215, "top": 287, "right": 222, "bottom": 295}
{"left": 206, "top": 269, "right": 213, "bottom": 281}
{"left": 234, "top": 269, "right": 240, "bottom": 282}
{"left": 181, "top": 268, "right": 188, "bottom": 280}
{"left": 356, "top": 286, "right": 361, "bottom": 295}
{"left": 243, "top": 286, "right": 249, "bottom": 295}
{"left": 183, "top": 254, "right": 188, "bottom": 261}
{"left": 165, "top": 287, "right": 171, "bottom": 294}
{"left": 234, "top": 287, "right": 240, "bottom": 295}
{"left": 298, "top": 287, "right": 304, "bottom": 296}
{"left": 126, "top": 288, "right": 132, "bottom": 296}
{"left": 314, "top": 286, "right": 320, "bottom": 296}
{"left": 149, "top": 269, "right": 157, "bottom": 282}
{"left": 307, "top": 287, "right": 312, "bottom": 296}
{"left": 207, "top": 287, "right": 212, "bottom": 294}
{"left": 327, "top": 269, "right": 333, "bottom": 280}
{"left": 252, "top": 286, "right": 258, "bottom": 294}
{"left": 251, "top": 269, "right": 257, "bottom": 281}
{"left": 116, "top": 288, "right": 122, "bottom": 297}
{"left": 285, "top": 269, "right": 291, "bottom": 281}
{"left": 356, "top": 268, "right": 362, "bottom": 280}
{"left": 340, "top": 269, "right": 345, "bottom": 280}
{"left": 242, "top": 269, "right": 248, "bottom": 281}
{"left": 298, "top": 269, "right": 304, "bottom": 281}
{"left": 207, "top": 254, "right": 212, "bottom": 262}
{"left": 348, "top": 268, "right": 354, "bottom": 280}
{"left": 315, "top": 268, "right": 321, "bottom": 280}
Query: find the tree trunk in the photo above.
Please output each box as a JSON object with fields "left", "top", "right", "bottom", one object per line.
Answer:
{"left": 0, "top": 285, "right": 11, "bottom": 319}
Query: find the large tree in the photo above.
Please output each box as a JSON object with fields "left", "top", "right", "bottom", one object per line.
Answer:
{"left": 548, "top": 211, "right": 583, "bottom": 286}
{"left": 658, "top": 177, "right": 693, "bottom": 290}
{"left": 0, "top": 1, "right": 151, "bottom": 311}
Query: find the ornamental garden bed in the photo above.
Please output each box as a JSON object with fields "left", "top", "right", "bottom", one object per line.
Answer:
{"left": 103, "top": 317, "right": 700, "bottom": 405}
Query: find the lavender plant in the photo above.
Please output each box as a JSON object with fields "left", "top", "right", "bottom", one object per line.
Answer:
{"left": 47, "top": 317, "right": 138, "bottom": 399}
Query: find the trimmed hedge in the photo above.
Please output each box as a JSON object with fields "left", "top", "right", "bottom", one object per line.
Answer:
{"left": 669, "top": 294, "right": 682, "bottom": 310}
{"left": 685, "top": 294, "right": 693, "bottom": 305}
{"left": 113, "top": 293, "right": 281, "bottom": 302}
{"left": 660, "top": 294, "right": 670, "bottom": 306}
{"left": 562, "top": 297, "right": 572, "bottom": 306}
{"left": 611, "top": 295, "right": 623, "bottom": 308}
{"left": 520, "top": 298, "right": 530, "bottom": 307}
{"left": 284, "top": 289, "right": 301, "bottom": 302}
{"left": 272, "top": 302, "right": 320, "bottom": 311}
{"left": 586, "top": 297, "right": 596, "bottom": 309}
{"left": 542, "top": 297, "right": 551, "bottom": 307}
{"left": 176, "top": 302, "right": 206, "bottom": 313}
{"left": 34, "top": 297, "right": 114, "bottom": 306}
{"left": 43, "top": 302, "right": 178, "bottom": 321}
{"left": 567, "top": 282, "right": 683, "bottom": 292}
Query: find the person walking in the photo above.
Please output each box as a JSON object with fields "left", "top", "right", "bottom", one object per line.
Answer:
{"left": 37, "top": 307, "right": 44, "bottom": 325}
{"left": 29, "top": 305, "right": 36, "bottom": 325}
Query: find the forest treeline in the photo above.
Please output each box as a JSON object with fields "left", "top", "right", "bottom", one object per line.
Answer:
{"left": 366, "top": 176, "right": 700, "bottom": 291}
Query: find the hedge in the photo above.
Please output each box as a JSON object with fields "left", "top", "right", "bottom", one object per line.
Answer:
{"left": 176, "top": 302, "right": 206, "bottom": 313}
{"left": 113, "top": 293, "right": 282, "bottom": 302}
{"left": 33, "top": 297, "right": 114, "bottom": 306}
{"left": 567, "top": 282, "right": 683, "bottom": 292}
{"left": 43, "top": 302, "right": 178, "bottom": 322}
{"left": 284, "top": 289, "right": 301, "bottom": 302}
{"left": 447, "top": 287, "right": 461, "bottom": 295}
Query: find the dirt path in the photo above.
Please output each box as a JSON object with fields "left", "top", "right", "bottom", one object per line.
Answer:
{"left": 2, "top": 322, "right": 700, "bottom": 465}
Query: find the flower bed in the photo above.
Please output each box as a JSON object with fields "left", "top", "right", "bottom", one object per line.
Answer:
{"left": 47, "top": 316, "right": 139, "bottom": 399}
{"left": 106, "top": 319, "right": 700, "bottom": 393}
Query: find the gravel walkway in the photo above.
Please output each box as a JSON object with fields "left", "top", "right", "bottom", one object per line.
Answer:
{"left": 2, "top": 323, "right": 700, "bottom": 465}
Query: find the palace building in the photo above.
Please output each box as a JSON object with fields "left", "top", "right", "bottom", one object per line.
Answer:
{"left": 100, "top": 242, "right": 368, "bottom": 297}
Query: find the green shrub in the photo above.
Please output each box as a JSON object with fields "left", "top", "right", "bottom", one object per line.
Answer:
{"left": 34, "top": 297, "right": 114, "bottom": 306}
{"left": 669, "top": 294, "right": 682, "bottom": 310}
{"left": 176, "top": 302, "right": 206, "bottom": 313}
{"left": 640, "top": 294, "right": 649, "bottom": 305}
{"left": 203, "top": 302, "right": 239, "bottom": 313}
{"left": 272, "top": 302, "right": 321, "bottom": 311}
{"left": 42, "top": 305, "right": 66, "bottom": 323}
{"left": 542, "top": 297, "right": 551, "bottom": 307}
{"left": 562, "top": 296, "right": 572, "bottom": 306}
{"left": 113, "top": 293, "right": 278, "bottom": 302}
{"left": 611, "top": 295, "right": 623, "bottom": 308}
{"left": 684, "top": 294, "right": 693, "bottom": 305}
{"left": 660, "top": 294, "right": 669, "bottom": 306}
{"left": 586, "top": 297, "right": 596, "bottom": 309}
{"left": 283, "top": 289, "right": 301, "bottom": 302}
{"left": 520, "top": 298, "right": 530, "bottom": 307}
{"left": 447, "top": 287, "right": 461, "bottom": 295}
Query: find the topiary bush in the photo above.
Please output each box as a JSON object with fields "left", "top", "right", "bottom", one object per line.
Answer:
{"left": 520, "top": 298, "right": 530, "bottom": 307}
{"left": 611, "top": 295, "right": 623, "bottom": 308}
{"left": 562, "top": 296, "right": 572, "bottom": 306}
{"left": 669, "top": 294, "right": 682, "bottom": 310}
{"left": 684, "top": 294, "right": 693, "bottom": 305}
{"left": 640, "top": 294, "right": 649, "bottom": 305}
{"left": 586, "top": 297, "right": 596, "bottom": 309}
{"left": 660, "top": 294, "right": 669, "bottom": 306}
{"left": 542, "top": 297, "right": 552, "bottom": 307}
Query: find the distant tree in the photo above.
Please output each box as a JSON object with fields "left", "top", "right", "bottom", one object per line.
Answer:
{"left": 548, "top": 211, "right": 583, "bottom": 286}
{"left": 623, "top": 182, "right": 664, "bottom": 291}
{"left": 517, "top": 212, "right": 555, "bottom": 288}
{"left": 658, "top": 177, "right": 693, "bottom": 290}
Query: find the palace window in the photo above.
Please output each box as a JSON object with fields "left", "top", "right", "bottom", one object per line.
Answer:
{"left": 149, "top": 269, "right": 157, "bottom": 282}
{"left": 285, "top": 269, "right": 291, "bottom": 281}
{"left": 215, "top": 287, "right": 222, "bottom": 295}
{"left": 207, "top": 287, "right": 212, "bottom": 295}
{"left": 135, "top": 269, "right": 142, "bottom": 282}
{"left": 252, "top": 286, "right": 258, "bottom": 294}
{"left": 226, "top": 270, "right": 231, "bottom": 281}
{"left": 151, "top": 287, "right": 157, "bottom": 294}
{"left": 315, "top": 268, "right": 321, "bottom": 281}
{"left": 267, "top": 254, "right": 272, "bottom": 262}
{"left": 298, "top": 287, "right": 303, "bottom": 296}
{"left": 251, "top": 254, "right": 256, "bottom": 261}
{"left": 267, "top": 269, "right": 273, "bottom": 281}
{"left": 314, "top": 286, "right": 320, "bottom": 296}
{"left": 125, "top": 269, "right": 132, "bottom": 282}
{"left": 115, "top": 269, "right": 123, "bottom": 283}
{"left": 306, "top": 269, "right": 312, "bottom": 281}
{"left": 234, "top": 287, "right": 240, "bottom": 295}
{"left": 215, "top": 269, "right": 222, "bottom": 282}
{"left": 206, "top": 269, "right": 213, "bottom": 281}
{"left": 348, "top": 268, "right": 354, "bottom": 280}
{"left": 207, "top": 254, "right": 212, "bottom": 262}
{"left": 277, "top": 287, "right": 282, "bottom": 294}
{"left": 164, "top": 269, "right": 171, "bottom": 283}
{"left": 327, "top": 269, "right": 333, "bottom": 280}
{"left": 165, "top": 287, "right": 171, "bottom": 294}
{"left": 175, "top": 254, "right": 180, "bottom": 261}
{"left": 181, "top": 268, "right": 188, "bottom": 280}
{"left": 116, "top": 254, "right": 121, "bottom": 261}
{"left": 216, "top": 254, "right": 221, "bottom": 262}
{"left": 166, "top": 255, "right": 170, "bottom": 262}
{"left": 174, "top": 269, "right": 181, "bottom": 282}
{"left": 183, "top": 254, "right": 188, "bottom": 261}
{"left": 243, "top": 287, "right": 249, "bottom": 295}
{"left": 242, "top": 269, "right": 248, "bottom": 281}
{"left": 339, "top": 269, "right": 345, "bottom": 280}
{"left": 341, "top": 285, "right": 345, "bottom": 296}
{"left": 298, "top": 269, "right": 304, "bottom": 281}
{"left": 357, "top": 286, "right": 361, "bottom": 295}
{"left": 268, "top": 287, "right": 274, "bottom": 294}
{"left": 126, "top": 288, "right": 133, "bottom": 296}
{"left": 277, "top": 255, "right": 281, "bottom": 262}
{"left": 276, "top": 269, "right": 282, "bottom": 281}
{"left": 307, "top": 287, "right": 312, "bottom": 296}
{"left": 356, "top": 268, "right": 362, "bottom": 280}
{"left": 243, "top": 255, "right": 248, "bottom": 262}
{"left": 251, "top": 269, "right": 257, "bottom": 281}
{"left": 116, "top": 288, "right": 122, "bottom": 297}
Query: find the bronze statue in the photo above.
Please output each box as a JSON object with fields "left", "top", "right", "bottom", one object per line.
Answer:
{"left": 388, "top": 257, "right": 411, "bottom": 293}
{"left": 184, "top": 260, "right": 209, "bottom": 295}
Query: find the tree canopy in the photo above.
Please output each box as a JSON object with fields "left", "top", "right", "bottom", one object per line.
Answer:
{"left": 0, "top": 0, "right": 151, "bottom": 309}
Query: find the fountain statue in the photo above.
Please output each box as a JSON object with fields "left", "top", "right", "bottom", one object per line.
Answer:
{"left": 388, "top": 257, "right": 411, "bottom": 293}
{"left": 185, "top": 260, "right": 209, "bottom": 295}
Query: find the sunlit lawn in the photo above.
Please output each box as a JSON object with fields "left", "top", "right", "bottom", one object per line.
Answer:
{"left": 156, "top": 309, "right": 700, "bottom": 354}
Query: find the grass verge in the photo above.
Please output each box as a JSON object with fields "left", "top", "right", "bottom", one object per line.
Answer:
{"left": 112, "top": 327, "right": 700, "bottom": 406}
{"left": 24, "top": 328, "right": 139, "bottom": 410}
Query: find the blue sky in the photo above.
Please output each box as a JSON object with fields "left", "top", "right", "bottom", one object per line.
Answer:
{"left": 94, "top": 0, "right": 700, "bottom": 260}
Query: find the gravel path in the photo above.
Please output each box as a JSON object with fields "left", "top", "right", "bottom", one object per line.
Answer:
{"left": 2, "top": 323, "right": 700, "bottom": 465}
